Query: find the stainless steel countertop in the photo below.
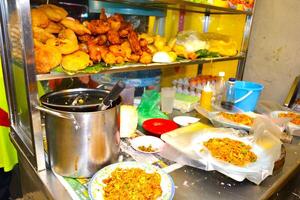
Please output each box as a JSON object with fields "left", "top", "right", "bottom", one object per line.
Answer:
{"left": 20, "top": 106, "right": 300, "bottom": 200}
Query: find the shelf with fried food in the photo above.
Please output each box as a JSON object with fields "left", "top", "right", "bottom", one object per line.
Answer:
{"left": 36, "top": 54, "right": 244, "bottom": 81}
{"left": 96, "top": 0, "right": 252, "bottom": 15}
{"left": 32, "top": 4, "right": 242, "bottom": 81}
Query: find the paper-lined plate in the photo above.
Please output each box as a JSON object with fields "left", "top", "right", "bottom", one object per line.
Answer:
{"left": 270, "top": 111, "right": 300, "bottom": 136}
{"left": 210, "top": 112, "right": 258, "bottom": 131}
{"left": 192, "top": 132, "right": 265, "bottom": 173}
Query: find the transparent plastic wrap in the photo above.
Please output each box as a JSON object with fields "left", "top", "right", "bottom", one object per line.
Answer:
{"left": 160, "top": 118, "right": 282, "bottom": 185}
{"left": 176, "top": 31, "right": 238, "bottom": 56}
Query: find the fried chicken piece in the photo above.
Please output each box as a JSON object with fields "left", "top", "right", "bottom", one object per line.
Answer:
{"left": 89, "top": 35, "right": 107, "bottom": 46}
{"left": 87, "top": 20, "right": 110, "bottom": 35}
{"left": 139, "top": 38, "right": 151, "bottom": 54}
{"left": 119, "top": 22, "right": 133, "bottom": 38}
{"left": 103, "top": 52, "right": 116, "bottom": 65}
{"left": 120, "top": 41, "right": 132, "bottom": 58}
{"left": 141, "top": 46, "right": 152, "bottom": 54}
{"left": 109, "top": 45, "right": 125, "bottom": 57}
{"left": 107, "top": 30, "right": 121, "bottom": 45}
{"left": 139, "top": 51, "right": 152, "bottom": 64}
{"left": 100, "top": 8, "right": 107, "bottom": 21}
{"left": 87, "top": 44, "right": 102, "bottom": 63}
{"left": 46, "top": 29, "right": 79, "bottom": 54}
{"left": 44, "top": 21, "right": 63, "bottom": 34}
{"left": 128, "top": 31, "right": 142, "bottom": 55}
{"left": 107, "top": 14, "right": 124, "bottom": 31}
{"left": 31, "top": 8, "right": 49, "bottom": 28}
{"left": 61, "top": 51, "right": 92, "bottom": 72}
{"left": 128, "top": 54, "right": 140, "bottom": 63}
{"left": 38, "top": 4, "right": 68, "bottom": 22}
{"left": 35, "top": 44, "right": 62, "bottom": 73}
{"left": 60, "top": 18, "right": 91, "bottom": 35}
{"left": 98, "top": 45, "right": 109, "bottom": 58}
{"left": 79, "top": 43, "right": 89, "bottom": 53}
{"left": 32, "top": 27, "right": 55, "bottom": 43}
{"left": 78, "top": 34, "right": 94, "bottom": 43}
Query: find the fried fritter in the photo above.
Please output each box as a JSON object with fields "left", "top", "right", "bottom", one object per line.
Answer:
{"left": 116, "top": 56, "right": 125, "bottom": 64}
{"left": 31, "top": 8, "right": 49, "bottom": 28}
{"left": 38, "top": 4, "right": 68, "bottom": 22}
{"left": 44, "top": 21, "right": 63, "bottom": 34}
{"left": 35, "top": 44, "right": 62, "bottom": 73}
{"left": 107, "top": 30, "right": 121, "bottom": 45}
{"left": 120, "top": 41, "right": 132, "bottom": 58}
{"left": 58, "top": 28, "right": 78, "bottom": 41}
{"left": 109, "top": 45, "right": 125, "bottom": 57}
{"left": 103, "top": 52, "right": 116, "bottom": 65}
{"left": 61, "top": 51, "right": 92, "bottom": 71}
{"left": 46, "top": 29, "right": 79, "bottom": 54}
{"left": 60, "top": 18, "right": 91, "bottom": 35}
{"left": 139, "top": 51, "right": 152, "bottom": 64}
{"left": 33, "top": 26, "right": 55, "bottom": 43}
{"left": 128, "top": 54, "right": 140, "bottom": 63}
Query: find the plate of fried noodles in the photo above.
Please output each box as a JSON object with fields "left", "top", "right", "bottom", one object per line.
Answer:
{"left": 89, "top": 161, "right": 175, "bottom": 200}
{"left": 192, "top": 131, "right": 265, "bottom": 173}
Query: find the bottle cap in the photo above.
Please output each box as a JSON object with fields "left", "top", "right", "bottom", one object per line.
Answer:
{"left": 229, "top": 78, "right": 236, "bottom": 82}
{"left": 219, "top": 72, "right": 225, "bottom": 77}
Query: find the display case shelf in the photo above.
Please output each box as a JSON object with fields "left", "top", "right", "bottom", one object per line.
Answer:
{"left": 96, "top": 0, "right": 252, "bottom": 15}
{"left": 36, "top": 54, "right": 244, "bottom": 81}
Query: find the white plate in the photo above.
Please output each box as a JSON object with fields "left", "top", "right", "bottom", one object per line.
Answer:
{"left": 173, "top": 116, "right": 200, "bottom": 126}
{"left": 130, "top": 136, "right": 165, "bottom": 154}
{"left": 89, "top": 161, "right": 175, "bottom": 200}
{"left": 210, "top": 112, "right": 257, "bottom": 131}
{"left": 192, "top": 132, "right": 265, "bottom": 173}
{"left": 270, "top": 111, "right": 300, "bottom": 128}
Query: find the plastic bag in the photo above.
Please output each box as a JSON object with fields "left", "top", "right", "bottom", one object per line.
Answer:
{"left": 137, "top": 90, "right": 168, "bottom": 126}
{"left": 160, "top": 123, "right": 282, "bottom": 185}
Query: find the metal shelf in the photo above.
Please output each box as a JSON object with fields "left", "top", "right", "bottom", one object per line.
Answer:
{"left": 96, "top": 0, "right": 252, "bottom": 15}
{"left": 36, "top": 55, "right": 244, "bottom": 81}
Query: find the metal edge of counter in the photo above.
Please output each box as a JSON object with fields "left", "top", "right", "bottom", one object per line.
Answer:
{"left": 261, "top": 143, "right": 300, "bottom": 200}
{"left": 10, "top": 130, "right": 72, "bottom": 200}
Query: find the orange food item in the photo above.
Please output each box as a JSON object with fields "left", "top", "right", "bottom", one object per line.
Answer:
{"left": 278, "top": 112, "right": 300, "bottom": 125}
{"left": 204, "top": 138, "right": 257, "bottom": 167}
{"left": 220, "top": 112, "right": 254, "bottom": 126}
{"left": 102, "top": 168, "right": 162, "bottom": 200}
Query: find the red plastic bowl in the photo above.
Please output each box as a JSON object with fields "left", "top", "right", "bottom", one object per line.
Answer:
{"left": 142, "top": 118, "right": 179, "bottom": 137}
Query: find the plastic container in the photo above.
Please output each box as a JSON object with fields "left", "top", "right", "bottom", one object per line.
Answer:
{"left": 161, "top": 87, "right": 176, "bottom": 114}
{"left": 234, "top": 81, "right": 264, "bottom": 112}
{"left": 221, "top": 78, "right": 236, "bottom": 110}
{"left": 214, "top": 72, "right": 225, "bottom": 106}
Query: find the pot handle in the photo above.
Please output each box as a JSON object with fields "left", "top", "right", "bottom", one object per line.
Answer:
{"left": 35, "top": 105, "right": 75, "bottom": 120}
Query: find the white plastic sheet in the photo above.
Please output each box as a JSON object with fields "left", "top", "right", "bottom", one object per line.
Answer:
{"left": 160, "top": 120, "right": 282, "bottom": 184}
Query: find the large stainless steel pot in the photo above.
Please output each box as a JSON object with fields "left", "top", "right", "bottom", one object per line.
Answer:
{"left": 37, "top": 89, "right": 121, "bottom": 178}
